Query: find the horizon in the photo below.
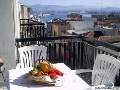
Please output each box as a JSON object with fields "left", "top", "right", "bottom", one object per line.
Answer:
{"left": 27, "top": 4, "right": 120, "bottom": 8}
{"left": 19, "top": 0, "right": 120, "bottom": 8}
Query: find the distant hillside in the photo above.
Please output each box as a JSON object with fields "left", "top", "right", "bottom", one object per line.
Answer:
{"left": 103, "top": 7, "right": 120, "bottom": 12}
{"left": 29, "top": 4, "right": 96, "bottom": 12}
{"left": 29, "top": 4, "right": 120, "bottom": 13}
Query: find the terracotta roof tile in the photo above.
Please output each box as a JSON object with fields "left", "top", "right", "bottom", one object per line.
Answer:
{"left": 86, "top": 31, "right": 95, "bottom": 38}
{"left": 98, "top": 36, "right": 117, "bottom": 40}
{"left": 116, "top": 30, "right": 120, "bottom": 36}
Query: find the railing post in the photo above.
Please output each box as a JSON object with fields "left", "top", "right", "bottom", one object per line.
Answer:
{"left": 43, "top": 24, "right": 45, "bottom": 37}
{"left": 73, "top": 42, "right": 76, "bottom": 69}
{"left": 81, "top": 40, "right": 84, "bottom": 69}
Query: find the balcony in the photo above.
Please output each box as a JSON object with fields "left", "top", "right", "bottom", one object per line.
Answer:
{"left": 15, "top": 19, "right": 120, "bottom": 86}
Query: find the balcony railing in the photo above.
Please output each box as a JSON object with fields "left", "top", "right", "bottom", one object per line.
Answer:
{"left": 15, "top": 35, "right": 120, "bottom": 70}
{"left": 20, "top": 19, "right": 46, "bottom": 38}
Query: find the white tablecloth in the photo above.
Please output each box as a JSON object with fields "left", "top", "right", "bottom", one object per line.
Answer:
{"left": 5, "top": 63, "right": 90, "bottom": 90}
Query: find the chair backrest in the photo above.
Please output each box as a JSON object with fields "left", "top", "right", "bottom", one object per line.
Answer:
{"left": 92, "top": 54, "right": 120, "bottom": 86}
{"left": 18, "top": 45, "right": 47, "bottom": 68}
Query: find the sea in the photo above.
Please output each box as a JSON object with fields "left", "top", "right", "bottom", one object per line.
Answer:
{"left": 39, "top": 12, "right": 91, "bottom": 23}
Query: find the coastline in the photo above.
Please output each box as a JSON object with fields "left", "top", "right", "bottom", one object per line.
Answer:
{"left": 39, "top": 12, "right": 91, "bottom": 22}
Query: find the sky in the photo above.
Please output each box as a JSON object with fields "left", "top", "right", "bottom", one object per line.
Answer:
{"left": 19, "top": 0, "right": 120, "bottom": 8}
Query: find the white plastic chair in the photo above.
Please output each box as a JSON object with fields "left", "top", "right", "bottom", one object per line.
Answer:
{"left": 16, "top": 45, "right": 47, "bottom": 68}
{"left": 74, "top": 54, "right": 120, "bottom": 86}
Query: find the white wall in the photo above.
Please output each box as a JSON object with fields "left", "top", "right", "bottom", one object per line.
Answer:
{"left": 69, "top": 21, "right": 94, "bottom": 33}
{"left": 0, "top": 0, "right": 18, "bottom": 71}
{"left": 14, "top": 0, "right": 20, "bottom": 38}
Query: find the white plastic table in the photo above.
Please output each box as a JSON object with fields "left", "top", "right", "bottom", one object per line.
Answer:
{"left": 5, "top": 63, "right": 90, "bottom": 90}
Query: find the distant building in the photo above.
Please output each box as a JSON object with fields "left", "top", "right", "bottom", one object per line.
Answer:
{"left": 91, "top": 14, "right": 107, "bottom": 21}
{"left": 52, "top": 21, "right": 70, "bottom": 36}
{"left": 82, "top": 17, "right": 97, "bottom": 22}
{"left": 20, "top": 4, "right": 29, "bottom": 19}
{"left": 68, "top": 21, "right": 95, "bottom": 34}
{"left": 47, "top": 22, "right": 55, "bottom": 36}
{"left": 19, "top": 3, "right": 31, "bottom": 24}
{"left": 95, "top": 26, "right": 119, "bottom": 36}
{"left": 47, "top": 18, "right": 68, "bottom": 36}
{"left": 67, "top": 13, "right": 82, "bottom": 21}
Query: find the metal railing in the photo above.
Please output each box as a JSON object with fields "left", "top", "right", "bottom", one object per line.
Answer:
{"left": 15, "top": 35, "right": 120, "bottom": 70}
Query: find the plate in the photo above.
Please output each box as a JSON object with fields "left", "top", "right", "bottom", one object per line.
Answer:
{"left": 22, "top": 73, "right": 64, "bottom": 86}
{"left": 23, "top": 73, "right": 56, "bottom": 85}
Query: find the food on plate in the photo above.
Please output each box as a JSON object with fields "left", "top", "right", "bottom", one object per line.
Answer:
{"left": 48, "top": 68, "right": 63, "bottom": 79}
{"left": 36, "top": 72, "right": 43, "bottom": 76}
{"left": 29, "top": 59, "right": 64, "bottom": 82}
{"left": 30, "top": 67, "right": 39, "bottom": 75}
{"left": 39, "top": 59, "right": 53, "bottom": 73}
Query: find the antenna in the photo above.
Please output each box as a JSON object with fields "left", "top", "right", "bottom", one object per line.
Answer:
{"left": 101, "top": 0, "right": 102, "bottom": 15}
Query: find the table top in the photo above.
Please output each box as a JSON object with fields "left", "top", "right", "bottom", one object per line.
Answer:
{"left": 5, "top": 63, "right": 90, "bottom": 90}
